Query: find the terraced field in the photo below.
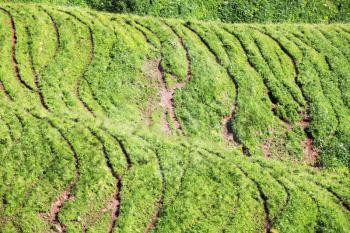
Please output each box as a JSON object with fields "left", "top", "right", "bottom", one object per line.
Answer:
{"left": 0, "top": 3, "right": 349, "bottom": 233}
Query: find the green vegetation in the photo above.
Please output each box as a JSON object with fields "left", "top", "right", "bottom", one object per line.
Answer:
{"left": 0, "top": 3, "right": 349, "bottom": 233}
{"left": 5, "top": 0, "right": 350, "bottom": 23}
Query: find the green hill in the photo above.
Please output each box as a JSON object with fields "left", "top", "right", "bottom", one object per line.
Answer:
{"left": 0, "top": 3, "right": 349, "bottom": 233}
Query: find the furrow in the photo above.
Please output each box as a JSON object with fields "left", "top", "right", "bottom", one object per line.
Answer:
{"left": 165, "top": 143, "right": 192, "bottom": 206}
{"left": 198, "top": 149, "right": 272, "bottom": 232}
{"left": 0, "top": 81, "right": 12, "bottom": 101}
{"left": 252, "top": 35, "right": 302, "bottom": 109}
{"left": 194, "top": 149, "right": 241, "bottom": 233}
{"left": 183, "top": 23, "right": 222, "bottom": 64}
{"left": 104, "top": 131, "right": 132, "bottom": 231}
{"left": 316, "top": 28, "right": 350, "bottom": 62}
{"left": 237, "top": 166, "right": 271, "bottom": 233}
{"left": 88, "top": 129, "right": 117, "bottom": 176}
{"left": 285, "top": 32, "right": 328, "bottom": 77}
{"left": 254, "top": 162, "right": 291, "bottom": 225}
{"left": 104, "top": 130, "right": 132, "bottom": 169}
{"left": 269, "top": 180, "right": 290, "bottom": 226}
{"left": 87, "top": 128, "right": 120, "bottom": 233}
{"left": 161, "top": 21, "right": 195, "bottom": 134}
{"left": 113, "top": 137, "right": 132, "bottom": 170}
{"left": 46, "top": 120, "right": 80, "bottom": 233}
{"left": 183, "top": 23, "right": 244, "bottom": 149}
{"left": 144, "top": 150, "right": 165, "bottom": 233}
{"left": 39, "top": 7, "right": 60, "bottom": 58}
{"left": 281, "top": 30, "right": 343, "bottom": 161}
{"left": 297, "top": 28, "right": 348, "bottom": 109}
{"left": 124, "top": 19, "right": 157, "bottom": 49}
{"left": 0, "top": 116, "right": 15, "bottom": 210}
{"left": 162, "top": 21, "right": 192, "bottom": 83}
{"left": 310, "top": 181, "right": 350, "bottom": 212}
{"left": 312, "top": 28, "right": 350, "bottom": 109}
{"left": 222, "top": 27, "right": 288, "bottom": 154}
{"left": 0, "top": 7, "right": 35, "bottom": 92}
{"left": 338, "top": 26, "right": 350, "bottom": 37}
{"left": 12, "top": 221, "right": 24, "bottom": 233}
{"left": 75, "top": 129, "right": 131, "bottom": 232}
{"left": 25, "top": 26, "right": 50, "bottom": 111}
{"left": 14, "top": 113, "right": 24, "bottom": 130}
{"left": 245, "top": 28, "right": 318, "bottom": 162}
{"left": 289, "top": 179, "right": 326, "bottom": 233}
{"left": 225, "top": 29, "right": 284, "bottom": 120}
{"left": 3, "top": 121, "right": 14, "bottom": 142}
{"left": 213, "top": 29, "right": 247, "bottom": 149}
{"left": 221, "top": 193, "right": 241, "bottom": 233}
{"left": 58, "top": 10, "right": 96, "bottom": 117}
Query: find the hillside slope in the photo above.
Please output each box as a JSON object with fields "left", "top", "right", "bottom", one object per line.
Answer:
{"left": 0, "top": 3, "right": 349, "bottom": 233}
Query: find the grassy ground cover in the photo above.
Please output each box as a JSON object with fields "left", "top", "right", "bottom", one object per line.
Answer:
{"left": 0, "top": 3, "right": 349, "bottom": 233}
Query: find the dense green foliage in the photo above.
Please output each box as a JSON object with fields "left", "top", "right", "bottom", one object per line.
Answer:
{"left": 5, "top": 0, "right": 350, "bottom": 23}
{"left": 0, "top": 3, "right": 350, "bottom": 233}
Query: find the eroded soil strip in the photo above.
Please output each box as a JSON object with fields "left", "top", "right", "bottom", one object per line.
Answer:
{"left": 135, "top": 21, "right": 183, "bottom": 133}
{"left": 160, "top": 61, "right": 180, "bottom": 131}
{"left": 162, "top": 21, "right": 194, "bottom": 132}
{"left": 0, "top": 7, "right": 34, "bottom": 92}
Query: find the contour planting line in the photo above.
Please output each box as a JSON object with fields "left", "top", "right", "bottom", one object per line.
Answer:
{"left": 297, "top": 27, "right": 349, "bottom": 110}
{"left": 252, "top": 33, "right": 303, "bottom": 110}
{"left": 228, "top": 28, "right": 286, "bottom": 123}
{"left": 57, "top": 9, "right": 96, "bottom": 117}
{"left": 307, "top": 179, "right": 350, "bottom": 212}
{"left": 46, "top": 119, "right": 81, "bottom": 233}
{"left": 38, "top": 6, "right": 61, "bottom": 59}
{"left": 183, "top": 23, "right": 244, "bottom": 149}
{"left": 0, "top": 7, "right": 35, "bottom": 92}
{"left": 236, "top": 166, "right": 271, "bottom": 233}
{"left": 87, "top": 128, "right": 121, "bottom": 233}
{"left": 222, "top": 27, "right": 287, "bottom": 155}
{"left": 316, "top": 27, "right": 350, "bottom": 62}
{"left": 0, "top": 81, "right": 12, "bottom": 101}
{"left": 162, "top": 21, "right": 192, "bottom": 82}
{"left": 25, "top": 26, "right": 50, "bottom": 110}
{"left": 283, "top": 28, "right": 342, "bottom": 111}
{"left": 248, "top": 27, "right": 319, "bottom": 163}
{"left": 123, "top": 19, "right": 158, "bottom": 49}
{"left": 213, "top": 28, "right": 250, "bottom": 149}
{"left": 254, "top": 161, "right": 291, "bottom": 225}
{"left": 144, "top": 149, "right": 166, "bottom": 233}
